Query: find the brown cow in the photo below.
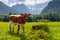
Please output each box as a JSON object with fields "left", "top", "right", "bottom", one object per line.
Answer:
{"left": 9, "top": 13, "right": 31, "bottom": 34}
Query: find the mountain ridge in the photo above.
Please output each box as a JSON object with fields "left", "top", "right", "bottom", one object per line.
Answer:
{"left": 0, "top": 1, "right": 12, "bottom": 14}
{"left": 0, "top": 1, "right": 48, "bottom": 14}
{"left": 41, "top": 0, "right": 60, "bottom": 14}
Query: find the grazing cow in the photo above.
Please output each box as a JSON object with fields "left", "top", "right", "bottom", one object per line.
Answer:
{"left": 9, "top": 13, "right": 31, "bottom": 34}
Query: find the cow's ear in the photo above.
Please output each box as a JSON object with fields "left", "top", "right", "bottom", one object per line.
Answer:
{"left": 21, "top": 14, "right": 23, "bottom": 15}
{"left": 29, "top": 14, "right": 31, "bottom": 16}
{"left": 29, "top": 14, "right": 31, "bottom": 15}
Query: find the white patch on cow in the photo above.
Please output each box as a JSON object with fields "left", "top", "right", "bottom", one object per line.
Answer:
{"left": 21, "top": 24, "right": 24, "bottom": 27}
{"left": 18, "top": 23, "right": 21, "bottom": 25}
{"left": 10, "top": 15, "right": 21, "bottom": 17}
{"left": 11, "top": 23, "right": 14, "bottom": 29}
{"left": 17, "top": 23, "right": 24, "bottom": 26}
{"left": 9, "top": 21, "right": 14, "bottom": 28}
{"left": 9, "top": 21, "right": 12, "bottom": 25}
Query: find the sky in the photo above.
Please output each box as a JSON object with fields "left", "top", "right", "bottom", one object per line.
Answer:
{"left": 0, "top": 0, "right": 52, "bottom": 7}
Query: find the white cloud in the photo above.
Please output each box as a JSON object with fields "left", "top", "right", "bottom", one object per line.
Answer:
{"left": 0, "top": 0, "right": 9, "bottom": 5}
{"left": 24, "top": 0, "right": 36, "bottom": 5}
{"left": 35, "top": 0, "right": 52, "bottom": 3}
{"left": 9, "top": 3, "right": 17, "bottom": 7}
{"left": 24, "top": 0, "right": 52, "bottom": 5}
{"left": 17, "top": 0, "right": 25, "bottom": 2}
{"left": 9, "top": 2, "right": 23, "bottom": 7}
{"left": 0, "top": 0, "right": 52, "bottom": 6}
{"left": 0, "top": 0, "right": 23, "bottom": 7}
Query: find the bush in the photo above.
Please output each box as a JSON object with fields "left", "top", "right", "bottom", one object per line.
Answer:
{"left": 3, "top": 15, "right": 9, "bottom": 22}
{"left": 32, "top": 23, "right": 50, "bottom": 32}
{"left": 25, "top": 23, "right": 52, "bottom": 40}
{"left": 25, "top": 30, "right": 50, "bottom": 40}
{"left": 0, "top": 17, "right": 3, "bottom": 21}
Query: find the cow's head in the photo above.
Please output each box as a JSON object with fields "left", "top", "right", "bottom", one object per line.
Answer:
{"left": 21, "top": 13, "right": 31, "bottom": 21}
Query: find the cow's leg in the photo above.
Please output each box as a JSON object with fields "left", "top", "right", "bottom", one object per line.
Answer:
{"left": 22, "top": 24, "right": 25, "bottom": 33}
{"left": 9, "top": 21, "right": 12, "bottom": 32}
{"left": 12, "top": 23, "right": 14, "bottom": 32}
{"left": 17, "top": 24, "right": 20, "bottom": 34}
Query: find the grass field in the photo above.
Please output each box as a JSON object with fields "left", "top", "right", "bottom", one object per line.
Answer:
{"left": 0, "top": 22, "right": 60, "bottom": 40}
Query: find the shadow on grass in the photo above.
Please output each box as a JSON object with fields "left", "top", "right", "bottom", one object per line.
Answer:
{"left": 17, "top": 33, "right": 27, "bottom": 40}
{"left": 7, "top": 31, "right": 27, "bottom": 40}
{"left": 7, "top": 31, "right": 17, "bottom": 36}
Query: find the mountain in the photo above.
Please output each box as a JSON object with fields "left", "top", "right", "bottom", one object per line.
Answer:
{"left": 0, "top": 1, "right": 12, "bottom": 14}
{"left": 12, "top": 2, "right": 48, "bottom": 14}
{"left": 27, "top": 2, "right": 48, "bottom": 14}
{"left": 0, "top": 1, "right": 48, "bottom": 14}
{"left": 0, "top": 1, "right": 29, "bottom": 14}
{"left": 41, "top": 0, "right": 60, "bottom": 14}
{"left": 12, "top": 4, "right": 29, "bottom": 14}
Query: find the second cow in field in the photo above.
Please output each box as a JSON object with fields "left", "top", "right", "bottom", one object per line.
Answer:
{"left": 9, "top": 13, "right": 31, "bottom": 34}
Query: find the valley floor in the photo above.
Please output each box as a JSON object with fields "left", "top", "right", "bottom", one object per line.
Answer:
{"left": 0, "top": 22, "right": 60, "bottom": 40}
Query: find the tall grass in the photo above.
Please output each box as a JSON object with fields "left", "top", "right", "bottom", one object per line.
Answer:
{"left": 0, "top": 22, "right": 60, "bottom": 40}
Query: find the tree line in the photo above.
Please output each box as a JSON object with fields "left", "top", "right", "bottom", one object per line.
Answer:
{"left": 0, "top": 13, "right": 60, "bottom": 22}
{"left": 28, "top": 13, "right": 60, "bottom": 22}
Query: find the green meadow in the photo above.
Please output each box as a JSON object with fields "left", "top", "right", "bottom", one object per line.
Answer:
{"left": 0, "top": 22, "right": 60, "bottom": 40}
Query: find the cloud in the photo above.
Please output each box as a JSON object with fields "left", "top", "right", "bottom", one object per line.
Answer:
{"left": 24, "top": 0, "right": 52, "bottom": 5}
{"left": 9, "top": 2, "right": 23, "bottom": 7}
{"left": 0, "top": 0, "right": 9, "bottom": 5}
{"left": 9, "top": 2, "right": 17, "bottom": 7}
{"left": 34, "top": 0, "right": 52, "bottom": 3}
{"left": 24, "top": 0, "right": 36, "bottom": 5}
{"left": 17, "top": 0, "right": 26, "bottom": 2}
{"left": 0, "top": 0, "right": 52, "bottom": 6}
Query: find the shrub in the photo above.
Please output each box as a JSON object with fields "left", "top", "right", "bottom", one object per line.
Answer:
{"left": 24, "top": 23, "right": 51, "bottom": 40}
{"left": 3, "top": 15, "right": 9, "bottom": 22}
{"left": 32, "top": 23, "right": 50, "bottom": 32}
{"left": 25, "top": 30, "right": 50, "bottom": 40}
